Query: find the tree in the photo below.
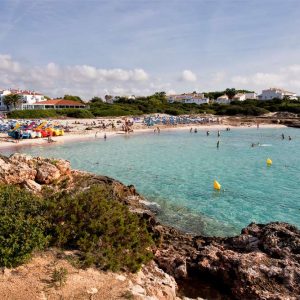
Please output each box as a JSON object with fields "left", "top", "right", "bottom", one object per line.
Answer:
{"left": 225, "top": 88, "right": 237, "bottom": 99}
{"left": 105, "top": 95, "right": 113, "bottom": 103}
{"left": 3, "top": 94, "right": 22, "bottom": 110}
{"left": 90, "top": 97, "right": 103, "bottom": 103}
{"left": 63, "top": 95, "right": 84, "bottom": 103}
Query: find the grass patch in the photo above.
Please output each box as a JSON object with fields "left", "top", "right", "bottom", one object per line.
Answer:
{"left": 50, "top": 267, "right": 68, "bottom": 288}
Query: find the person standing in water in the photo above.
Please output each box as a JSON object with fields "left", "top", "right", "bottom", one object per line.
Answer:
{"left": 104, "top": 133, "right": 107, "bottom": 140}
{"left": 217, "top": 140, "right": 220, "bottom": 149}
{"left": 206, "top": 131, "right": 210, "bottom": 136}
{"left": 282, "top": 133, "right": 285, "bottom": 140}
{"left": 217, "top": 130, "right": 220, "bottom": 137}
{"left": 288, "top": 136, "right": 292, "bottom": 141}
{"left": 190, "top": 127, "right": 193, "bottom": 133}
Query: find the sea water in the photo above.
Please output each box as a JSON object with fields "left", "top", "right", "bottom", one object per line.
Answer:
{"left": 3, "top": 128, "right": 300, "bottom": 237}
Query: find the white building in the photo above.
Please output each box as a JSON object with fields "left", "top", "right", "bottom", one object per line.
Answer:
{"left": 167, "top": 93, "right": 209, "bottom": 105}
{"left": 259, "top": 88, "right": 297, "bottom": 100}
{"left": 233, "top": 93, "right": 247, "bottom": 101}
{"left": 232, "top": 92, "right": 257, "bottom": 101}
{"left": 215, "top": 94, "right": 230, "bottom": 104}
{"left": 0, "top": 89, "right": 45, "bottom": 110}
{"left": 245, "top": 92, "right": 257, "bottom": 100}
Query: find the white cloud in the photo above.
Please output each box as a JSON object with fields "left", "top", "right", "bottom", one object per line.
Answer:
{"left": 252, "top": 72, "right": 283, "bottom": 86}
{"left": 166, "top": 89, "right": 176, "bottom": 95}
{"left": 0, "top": 54, "right": 153, "bottom": 99}
{"left": 181, "top": 70, "right": 197, "bottom": 82}
{"left": 231, "top": 76, "right": 249, "bottom": 85}
{"left": 283, "top": 64, "right": 300, "bottom": 73}
{"left": 0, "top": 54, "right": 21, "bottom": 73}
{"left": 230, "top": 66, "right": 300, "bottom": 93}
{"left": 212, "top": 71, "right": 226, "bottom": 83}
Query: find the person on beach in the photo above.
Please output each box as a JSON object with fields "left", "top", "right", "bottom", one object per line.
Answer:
{"left": 157, "top": 127, "right": 160, "bottom": 134}
{"left": 47, "top": 136, "right": 55, "bottom": 143}
{"left": 104, "top": 133, "right": 107, "bottom": 140}
{"left": 217, "top": 140, "right": 220, "bottom": 149}
{"left": 95, "top": 131, "right": 98, "bottom": 138}
{"left": 190, "top": 127, "right": 193, "bottom": 133}
{"left": 15, "top": 130, "right": 20, "bottom": 143}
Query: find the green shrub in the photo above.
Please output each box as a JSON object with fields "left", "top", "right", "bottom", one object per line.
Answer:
{"left": 45, "top": 185, "right": 153, "bottom": 272}
{"left": 0, "top": 185, "right": 47, "bottom": 267}
{"left": 216, "top": 105, "right": 268, "bottom": 116}
{"left": 8, "top": 109, "right": 58, "bottom": 119}
{"left": 56, "top": 109, "right": 94, "bottom": 118}
{"left": 0, "top": 183, "right": 154, "bottom": 272}
{"left": 164, "top": 108, "right": 184, "bottom": 116}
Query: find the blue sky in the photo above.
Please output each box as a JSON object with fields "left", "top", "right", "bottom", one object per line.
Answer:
{"left": 0, "top": 0, "right": 300, "bottom": 99}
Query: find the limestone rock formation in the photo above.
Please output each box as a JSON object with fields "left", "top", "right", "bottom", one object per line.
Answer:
{"left": 154, "top": 222, "right": 300, "bottom": 300}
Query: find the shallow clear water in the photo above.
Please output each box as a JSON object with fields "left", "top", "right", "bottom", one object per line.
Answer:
{"left": 3, "top": 128, "right": 300, "bottom": 237}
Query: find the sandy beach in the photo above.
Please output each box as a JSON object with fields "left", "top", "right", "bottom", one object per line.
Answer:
{"left": 0, "top": 117, "right": 287, "bottom": 150}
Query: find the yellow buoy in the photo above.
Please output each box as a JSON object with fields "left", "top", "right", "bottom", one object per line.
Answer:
{"left": 266, "top": 158, "right": 272, "bottom": 166}
{"left": 214, "top": 180, "right": 221, "bottom": 191}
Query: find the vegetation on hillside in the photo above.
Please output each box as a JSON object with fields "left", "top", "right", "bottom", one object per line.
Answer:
{"left": 0, "top": 184, "right": 153, "bottom": 272}
{"left": 0, "top": 185, "right": 47, "bottom": 267}
{"left": 6, "top": 91, "right": 300, "bottom": 119}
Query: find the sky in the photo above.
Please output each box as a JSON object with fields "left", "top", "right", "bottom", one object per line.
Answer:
{"left": 0, "top": 0, "right": 300, "bottom": 99}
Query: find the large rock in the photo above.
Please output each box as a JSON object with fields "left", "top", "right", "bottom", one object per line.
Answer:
{"left": 154, "top": 222, "right": 300, "bottom": 300}
{"left": 53, "top": 159, "right": 71, "bottom": 175}
{"left": 35, "top": 162, "right": 61, "bottom": 184}
{"left": 22, "top": 179, "right": 42, "bottom": 193}
{"left": 0, "top": 155, "right": 37, "bottom": 184}
{"left": 131, "top": 261, "right": 178, "bottom": 300}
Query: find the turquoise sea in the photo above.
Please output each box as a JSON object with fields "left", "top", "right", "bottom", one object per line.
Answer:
{"left": 3, "top": 127, "right": 300, "bottom": 237}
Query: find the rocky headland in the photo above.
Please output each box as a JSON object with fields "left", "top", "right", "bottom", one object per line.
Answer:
{"left": 0, "top": 153, "right": 299, "bottom": 300}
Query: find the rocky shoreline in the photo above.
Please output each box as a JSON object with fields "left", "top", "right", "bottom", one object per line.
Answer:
{"left": 0, "top": 153, "right": 299, "bottom": 300}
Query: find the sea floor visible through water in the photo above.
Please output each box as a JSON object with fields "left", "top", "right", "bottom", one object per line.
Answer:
{"left": 2, "top": 127, "right": 300, "bottom": 237}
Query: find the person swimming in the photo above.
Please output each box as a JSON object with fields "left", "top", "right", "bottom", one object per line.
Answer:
{"left": 251, "top": 142, "right": 260, "bottom": 147}
{"left": 206, "top": 131, "right": 210, "bottom": 136}
{"left": 194, "top": 128, "right": 198, "bottom": 133}
{"left": 288, "top": 136, "right": 292, "bottom": 141}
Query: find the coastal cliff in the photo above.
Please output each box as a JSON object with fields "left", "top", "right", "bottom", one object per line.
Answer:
{"left": 0, "top": 153, "right": 299, "bottom": 300}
